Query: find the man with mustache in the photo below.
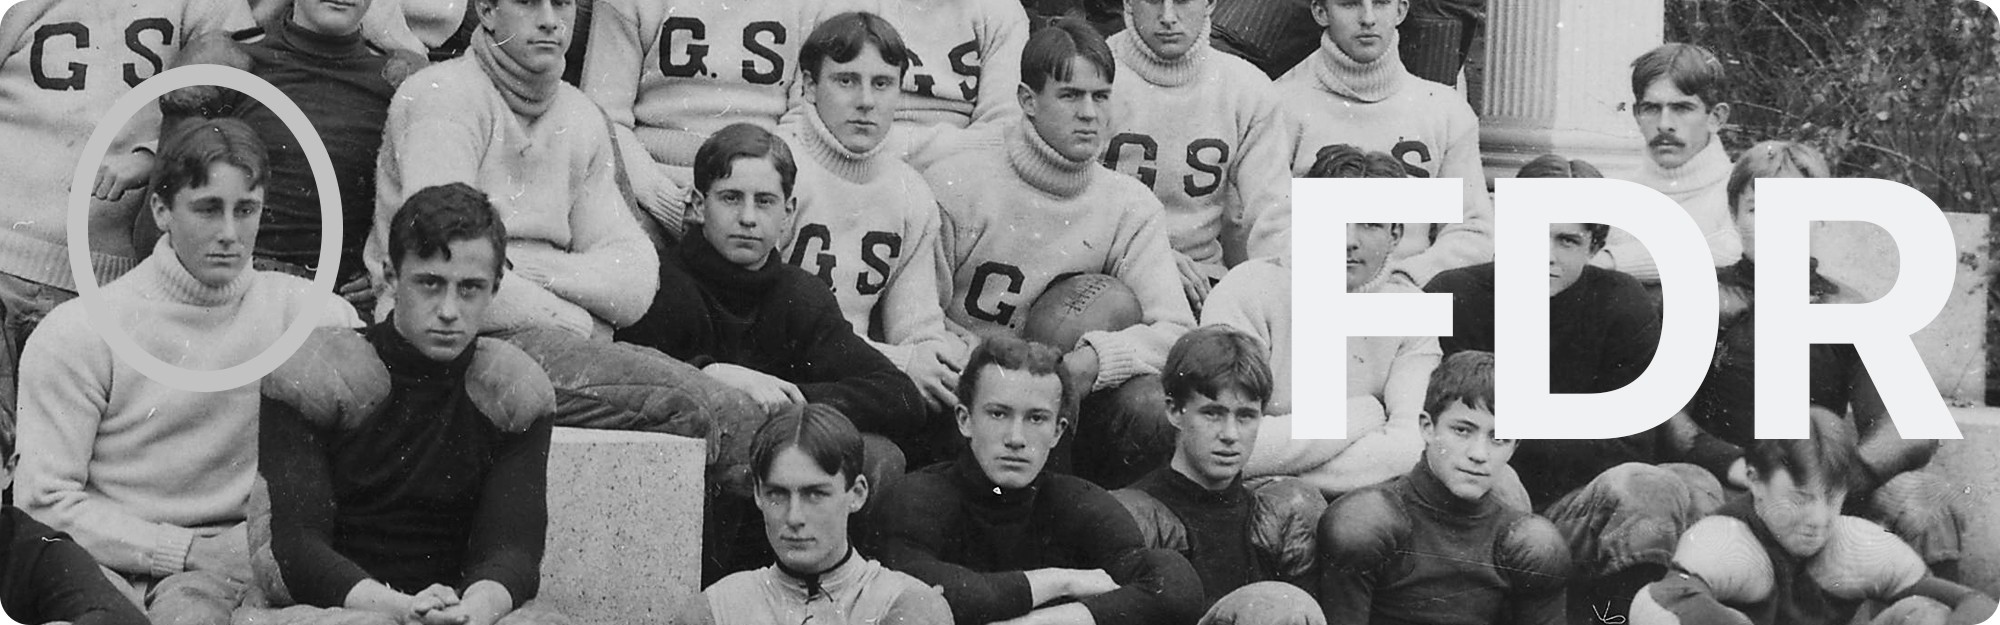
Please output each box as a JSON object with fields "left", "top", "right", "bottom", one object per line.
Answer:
{"left": 1101, "top": 0, "right": 1293, "bottom": 314}
{"left": 925, "top": 18, "right": 1195, "bottom": 489}
{"left": 16, "top": 118, "right": 361, "bottom": 625}
{"left": 1600, "top": 43, "right": 1743, "bottom": 284}
{"left": 868, "top": 335, "right": 1203, "bottom": 625}
{"left": 1111, "top": 326, "right": 1325, "bottom": 624}
{"left": 1316, "top": 350, "right": 1573, "bottom": 624}
{"left": 1277, "top": 0, "right": 1493, "bottom": 287}
{"left": 249, "top": 183, "right": 568, "bottom": 625}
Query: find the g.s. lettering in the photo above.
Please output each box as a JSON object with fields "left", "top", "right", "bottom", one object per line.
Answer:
{"left": 786, "top": 226, "right": 904, "bottom": 297}
{"left": 1389, "top": 139, "right": 1434, "bottom": 178}
{"left": 658, "top": 18, "right": 788, "bottom": 85}
{"left": 904, "top": 39, "right": 981, "bottom": 102}
{"left": 1103, "top": 133, "right": 1232, "bottom": 198}
{"left": 31, "top": 19, "right": 177, "bottom": 91}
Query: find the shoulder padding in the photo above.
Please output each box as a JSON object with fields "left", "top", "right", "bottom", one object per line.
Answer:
{"left": 464, "top": 337, "right": 555, "bottom": 433}
{"left": 1110, "top": 488, "right": 1189, "bottom": 553}
{"left": 1317, "top": 486, "right": 1411, "bottom": 574}
{"left": 1674, "top": 516, "right": 1773, "bottom": 604}
{"left": 262, "top": 327, "right": 389, "bottom": 431}
{"left": 1494, "top": 514, "right": 1573, "bottom": 593}
{"left": 1808, "top": 516, "right": 1927, "bottom": 601}
{"left": 1249, "top": 476, "right": 1329, "bottom": 581}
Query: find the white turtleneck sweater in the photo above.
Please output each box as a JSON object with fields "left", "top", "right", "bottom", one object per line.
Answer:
{"left": 680, "top": 550, "right": 951, "bottom": 625}
{"left": 16, "top": 238, "right": 359, "bottom": 580}
{"left": 780, "top": 102, "right": 961, "bottom": 373}
{"left": 1104, "top": 10, "right": 1293, "bottom": 269}
{"left": 1276, "top": 34, "right": 1493, "bottom": 286}
{"left": 925, "top": 120, "right": 1197, "bottom": 392}
{"left": 1605, "top": 137, "right": 1743, "bottom": 282}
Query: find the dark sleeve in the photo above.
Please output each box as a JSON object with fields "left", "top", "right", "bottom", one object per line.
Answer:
{"left": 791, "top": 285, "right": 925, "bottom": 437}
{"left": 460, "top": 415, "right": 552, "bottom": 605}
{"left": 1844, "top": 349, "right": 1939, "bottom": 489}
{"left": 1680, "top": 422, "right": 1745, "bottom": 484}
{"left": 1315, "top": 488, "right": 1405, "bottom": 624}
{"left": 8, "top": 510, "right": 149, "bottom": 625}
{"left": 612, "top": 254, "right": 698, "bottom": 363}
{"left": 1422, "top": 266, "right": 1492, "bottom": 357}
{"left": 867, "top": 473, "right": 1036, "bottom": 624}
{"left": 1596, "top": 271, "right": 1662, "bottom": 393}
{"left": 1496, "top": 515, "right": 1572, "bottom": 625}
{"left": 260, "top": 398, "right": 375, "bottom": 608}
{"left": 1058, "top": 480, "right": 1204, "bottom": 625}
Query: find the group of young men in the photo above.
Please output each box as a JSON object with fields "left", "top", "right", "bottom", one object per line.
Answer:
{"left": 0, "top": 0, "right": 1991, "bottom": 624}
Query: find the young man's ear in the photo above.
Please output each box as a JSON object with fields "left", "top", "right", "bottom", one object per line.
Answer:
{"left": 800, "top": 71, "right": 820, "bottom": 106}
{"left": 1707, "top": 101, "right": 1731, "bottom": 128}
{"left": 150, "top": 192, "right": 173, "bottom": 233}
{"left": 1392, "top": 0, "right": 1411, "bottom": 27}
{"left": 954, "top": 403, "right": 974, "bottom": 439}
{"left": 1389, "top": 223, "right": 1406, "bottom": 244}
{"left": 685, "top": 189, "right": 707, "bottom": 226}
{"left": 1017, "top": 83, "right": 1038, "bottom": 121}
{"left": 847, "top": 473, "right": 870, "bottom": 512}
{"left": 1309, "top": 0, "right": 1331, "bottom": 28}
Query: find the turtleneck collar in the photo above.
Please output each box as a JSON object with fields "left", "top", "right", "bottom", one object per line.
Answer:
{"left": 1005, "top": 120, "right": 1096, "bottom": 199}
{"left": 949, "top": 448, "right": 1045, "bottom": 512}
{"left": 797, "top": 101, "right": 887, "bottom": 184}
{"left": 1636, "top": 134, "right": 1731, "bottom": 196}
{"left": 470, "top": 27, "right": 561, "bottom": 120}
{"left": 276, "top": 16, "right": 369, "bottom": 60}
{"left": 680, "top": 225, "right": 786, "bottom": 307}
{"left": 772, "top": 547, "right": 862, "bottom": 601}
{"left": 1308, "top": 32, "right": 1407, "bottom": 103}
{"left": 368, "top": 315, "right": 475, "bottom": 385}
{"left": 1110, "top": 6, "right": 1212, "bottom": 88}
{"left": 1408, "top": 458, "right": 1496, "bottom": 519}
{"left": 141, "top": 236, "right": 254, "bottom": 308}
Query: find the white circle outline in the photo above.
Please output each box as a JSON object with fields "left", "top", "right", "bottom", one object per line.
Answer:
{"left": 66, "top": 64, "right": 343, "bottom": 393}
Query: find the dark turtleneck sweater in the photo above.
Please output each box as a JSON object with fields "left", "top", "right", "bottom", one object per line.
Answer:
{"left": 261, "top": 321, "right": 550, "bottom": 607}
{"left": 1425, "top": 262, "right": 1670, "bottom": 507}
{"left": 615, "top": 229, "right": 925, "bottom": 437}
{"left": 867, "top": 453, "right": 1204, "bottom": 625}
{"left": 224, "top": 17, "right": 393, "bottom": 282}
{"left": 1318, "top": 461, "right": 1569, "bottom": 625}
{"left": 1123, "top": 469, "right": 1266, "bottom": 606}
{"left": 0, "top": 507, "right": 148, "bottom": 625}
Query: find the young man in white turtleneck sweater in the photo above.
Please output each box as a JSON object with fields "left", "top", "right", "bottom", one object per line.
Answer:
{"left": 781, "top": 11, "right": 964, "bottom": 420}
{"left": 924, "top": 18, "right": 1195, "bottom": 489}
{"left": 16, "top": 118, "right": 360, "bottom": 625}
{"left": 1103, "top": 0, "right": 1292, "bottom": 313}
{"left": 1603, "top": 43, "right": 1743, "bottom": 283}
{"left": 1276, "top": 0, "right": 1492, "bottom": 287}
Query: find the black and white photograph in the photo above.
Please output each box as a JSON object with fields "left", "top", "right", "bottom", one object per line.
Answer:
{"left": 0, "top": 0, "right": 1996, "bottom": 623}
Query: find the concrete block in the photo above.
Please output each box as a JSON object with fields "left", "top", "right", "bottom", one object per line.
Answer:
{"left": 1813, "top": 212, "right": 1988, "bottom": 404}
{"left": 1926, "top": 406, "right": 2000, "bottom": 596}
{"left": 542, "top": 427, "right": 706, "bottom": 625}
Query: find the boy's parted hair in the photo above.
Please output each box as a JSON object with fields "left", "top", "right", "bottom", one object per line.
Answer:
{"left": 388, "top": 182, "right": 508, "bottom": 280}
{"left": 1517, "top": 154, "right": 1611, "bottom": 250}
{"left": 801, "top": 11, "right": 913, "bottom": 79}
{"left": 693, "top": 123, "right": 798, "bottom": 197}
{"left": 749, "top": 403, "right": 868, "bottom": 489}
{"left": 149, "top": 117, "right": 269, "bottom": 202}
{"left": 1745, "top": 406, "right": 1865, "bottom": 495}
{"left": 1021, "top": 17, "right": 1115, "bottom": 92}
{"left": 1423, "top": 350, "right": 1495, "bottom": 421}
{"left": 1163, "top": 325, "right": 1274, "bottom": 408}
{"left": 1630, "top": 42, "right": 1727, "bottom": 109}
{"left": 1305, "top": 144, "right": 1407, "bottom": 180}
{"left": 956, "top": 335, "right": 1074, "bottom": 423}
{"left": 1727, "top": 140, "right": 1831, "bottom": 216}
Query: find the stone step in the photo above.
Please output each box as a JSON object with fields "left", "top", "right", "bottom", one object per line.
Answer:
{"left": 541, "top": 427, "right": 706, "bottom": 625}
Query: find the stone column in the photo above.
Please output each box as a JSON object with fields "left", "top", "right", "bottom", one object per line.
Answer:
{"left": 1478, "top": 0, "right": 1665, "bottom": 181}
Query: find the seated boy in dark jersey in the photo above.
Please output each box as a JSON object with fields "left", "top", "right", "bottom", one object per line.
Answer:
{"left": 248, "top": 182, "right": 567, "bottom": 625}
{"left": 0, "top": 451, "right": 148, "bottom": 625}
{"left": 868, "top": 335, "right": 1203, "bottom": 625}
{"left": 1317, "top": 350, "right": 1572, "bottom": 625}
{"left": 1630, "top": 407, "right": 1995, "bottom": 625}
{"left": 613, "top": 122, "right": 924, "bottom": 584}
{"left": 1112, "top": 326, "right": 1325, "bottom": 624}
{"left": 675, "top": 403, "right": 949, "bottom": 625}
